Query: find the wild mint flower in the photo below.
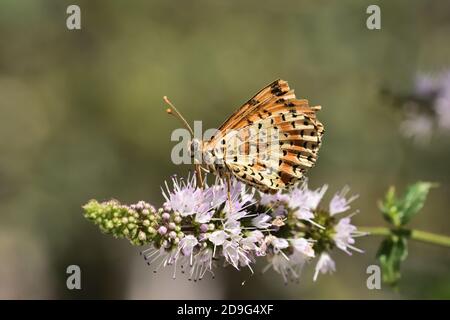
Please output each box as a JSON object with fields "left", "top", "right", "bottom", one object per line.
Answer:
{"left": 187, "top": 248, "right": 214, "bottom": 281}
{"left": 313, "top": 252, "right": 336, "bottom": 281}
{"left": 265, "top": 253, "right": 298, "bottom": 283}
{"left": 333, "top": 217, "right": 364, "bottom": 255}
{"left": 223, "top": 181, "right": 255, "bottom": 220}
{"left": 399, "top": 69, "right": 450, "bottom": 143}
{"left": 291, "top": 238, "right": 315, "bottom": 258}
{"left": 251, "top": 214, "right": 272, "bottom": 229}
{"left": 240, "top": 230, "right": 264, "bottom": 251}
{"left": 399, "top": 111, "right": 434, "bottom": 145}
{"left": 222, "top": 240, "right": 252, "bottom": 270}
{"left": 209, "top": 230, "right": 228, "bottom": 246}
{"left": 329, "top": 186, "right": 358, "bottom": 215}
{"left": 256, "top": 180, "right": 363, "bottom": 283}
{"left": 271, "top": 237, "right": 289, "bottom": 252}
{"left": 436, "top": 74, "right": 450, "bottom": 130}
{"left": 259, "top": 191, "right": 290, "bottom": 216}
{"left": 178, "top": 235, "right": 198, "bottom": 256}
{"left": 289, "top": 184, "right": 328, "bottom": 221}
{"left": 83, "top": 174, "right": 365, "bottom": 283}
{"left": 162, "top": 175, "right": 209, "bottom": 218}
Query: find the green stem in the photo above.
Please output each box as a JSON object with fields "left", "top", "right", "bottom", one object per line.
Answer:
{"left": 360, "top": 226, "right": 450, "bottom": 248}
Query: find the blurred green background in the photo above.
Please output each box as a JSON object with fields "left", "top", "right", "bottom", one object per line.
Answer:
{"left": 1, "top": 0, "right": 449, "bottom": 299}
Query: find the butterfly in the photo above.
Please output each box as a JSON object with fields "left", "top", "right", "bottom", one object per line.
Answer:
{"left": 164, "top": 79, "right": 324, "bottom": 194}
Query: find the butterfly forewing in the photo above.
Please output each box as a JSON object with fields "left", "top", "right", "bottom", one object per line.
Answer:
{"left": 203, "top": 79, "right": 324, "bottom": 193}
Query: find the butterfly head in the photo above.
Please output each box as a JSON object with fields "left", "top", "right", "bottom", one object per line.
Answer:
{"left": 189, "top": 138, "right": 202, "bottom": 164}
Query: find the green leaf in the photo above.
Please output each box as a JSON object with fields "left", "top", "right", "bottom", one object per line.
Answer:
{"left": 378, "top": 186, "right": 401, "bottom": 226}
{"left": 376, "top": 235, "right": 408, "bottom": 287}
{"left": 378, "top": 182, "right": 436, "bottom": 227}
{"left": 398, "top": 182, "right": 436, "bottom": 225}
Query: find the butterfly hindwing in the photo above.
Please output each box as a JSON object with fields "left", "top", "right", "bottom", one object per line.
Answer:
{"left": 203, "top": 79, "right": 324, "bottom": 193}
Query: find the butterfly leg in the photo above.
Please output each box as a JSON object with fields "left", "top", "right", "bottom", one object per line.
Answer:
{"left": 200, "top": 166, "right": 210, "bottom": 174}
{"left": 226, "top": 173, "right": 232, "bottom": 212}
{"left": 195, "top": 164, "right": 204, "bottom": 188}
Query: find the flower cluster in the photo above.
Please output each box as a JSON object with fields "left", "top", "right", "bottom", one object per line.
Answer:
{"left": 399, "top": 70, "right": 450, "bottom": 144}
{"left": 83, "top": 175, "right": 365, "bottom": 283}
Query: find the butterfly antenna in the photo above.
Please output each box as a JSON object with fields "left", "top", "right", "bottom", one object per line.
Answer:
{"left": 163, "top": 96, "right": 194, "bottom": 136}
{"left": 163, "top": 96, "right": 205, "bottom": 189}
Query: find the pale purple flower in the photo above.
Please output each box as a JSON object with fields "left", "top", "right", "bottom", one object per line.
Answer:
{"left": 195, "top": 210, "right": 215, "bottom": 224}
{"left": 333, "top": 217, "right": 364, "bottom": 255}
{"left": 208, "top": 230, "right": 228, "bottom": 246}
{"left": 290, "top": 238, "right": 315, "bottom": 258}
{"left": 222, "top": 240, "right": 241, "bottom": 269}
{"left": 188, "top": 248, "right": 214, "bottom": 281}
{"left": 259, "top": 191, "right": 290, "bottom": 216}
{"left": 399, "top": 110, "right": 434, "bottom": 145}
{"left": 141, "top": 246, "right": 181, "bottom": 278}
{"left": 240, "top": 230, "right": 264, "bottom": 251}
{"left": 251, "top": 214, "right": 272, "bottom": 229}
{"left": 289, "top": 182, "right": 328, "bottom": 221}
{"left": 202, "top": 181, "right": 228, "bottom": 208}
{"left": 260, "top": 191, "right": 290, "bottom": 206}
{"left": 178, "top": 235, "right": 198, "bottom": 256}
{"left": 271, "top": 237, "right": 289, "bottom": 251}
{"left": 436, "top": 88, "right": 450, "bottom": 130}
{"left": 329, "top": 186, "right": 359, "bottom": 216}
{"left": 264, "top": 249, "right": 310, "bottom": 284}
{"left": 248, "top": 230, "right": 264, "bottom": 241}
{"left": 313, "top": 253, "right": 336, "bottom": 281}
{"left": 224, "top": 219, "right": 242, "bottom": 237}
{"left": 240, "top": 237, "right": 259, "bottom": 251}
{"left": 401, "top": 69, "right": 450, "bottom": 142}
{"left": 266, "top": 253, "right": 296, "bottom": 283}
{"left": 414, "top": 73, "right": 439, "bottom": 97}
{"left": 162, "top": 175, "right": 210, "bottom": 218}
{"left": 223, "top": 181, "right": 255, "bottom": 220}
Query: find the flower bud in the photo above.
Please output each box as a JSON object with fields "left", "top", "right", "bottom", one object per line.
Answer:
{"left": 162, "top": 213, "right": 171, "bottom": 221}
{"left": 169, "top": 231, "right": 177, "bottom": 239}
{"left": 138, "top": 231, "right": 147, "bottom": 241}
{"left": 158, "top": 226, "right": 168, "bottom": 235}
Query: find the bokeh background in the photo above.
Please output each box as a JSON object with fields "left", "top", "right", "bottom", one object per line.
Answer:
{"left": 1, "top": 0, "right": 449, "bottom": 299}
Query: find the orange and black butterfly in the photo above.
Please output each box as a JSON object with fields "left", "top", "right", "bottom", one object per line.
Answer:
{"left": 164, "top": 79, "right": 324, "bottom": 194}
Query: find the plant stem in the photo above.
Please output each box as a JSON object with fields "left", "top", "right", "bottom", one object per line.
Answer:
{"left": 359, "top": 226, "right": 450, "bottom": 248}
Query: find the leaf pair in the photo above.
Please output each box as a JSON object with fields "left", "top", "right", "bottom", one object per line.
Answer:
{"left": 378, "top": 182, "right": 436, "bottom": 227}
{"left": 376, "top": 182, "right": 436, "bottom": 287}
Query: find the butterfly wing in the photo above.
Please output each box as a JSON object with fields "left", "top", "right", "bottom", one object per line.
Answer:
{"left": 204, "top": 79, "right": 324, "bottom": 193}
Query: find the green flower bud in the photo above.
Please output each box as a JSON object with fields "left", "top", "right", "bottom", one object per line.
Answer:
{"left": 138, "top": 231, "right": 147, "bottom": 241}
